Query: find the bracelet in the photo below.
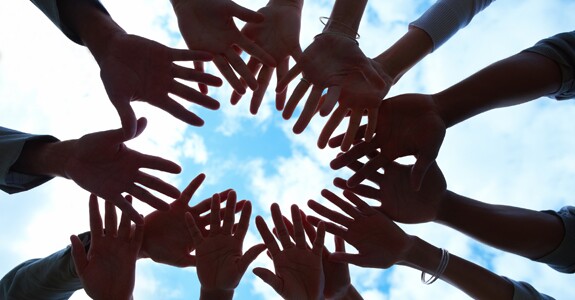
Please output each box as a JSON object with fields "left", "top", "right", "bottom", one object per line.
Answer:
{"left": 319, "top": 16, "right": 361, "bottom": 39}
{"left": 421, "top": 248, "right": 450, "bottom": 285}
{"left": 314, "top": 32, "right": 359, "bottom": 46}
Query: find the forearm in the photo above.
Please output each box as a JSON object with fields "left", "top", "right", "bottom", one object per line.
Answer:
{"left": 199, "top": 287, "right": 234, "bottom": 300}
{"left": 436, "top": 191, "right": 564, "bottom": 260}
{"left": 56, "top": 0, "right": 126, "bottom": 62}
{"left": 373, "top": 26, "right": 433, "bottom": 84}
{"left": 323, "top": 0, "right": 367, "bottom": 35}
{"left": 11, "top": 139, "right": 73, "bottom": 179}
{"left": 268, "top": 0, "right": 304, "bottom": 10}
{"left": 433, "top": 51, "right": 562, "bottom": 127}
{"left": 401, "top": 236, "right": 514, "bottom": 300}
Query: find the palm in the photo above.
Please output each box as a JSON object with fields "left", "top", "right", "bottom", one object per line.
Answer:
{"left": 272, "top": 249, "right": 324, "bottom": 299}
{"left": 195, "top": 236, "right": 245, "bottom": 290}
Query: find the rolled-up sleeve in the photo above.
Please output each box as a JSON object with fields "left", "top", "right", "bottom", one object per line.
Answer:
{"left": 535, "top": 206, "right": 575, "bottom": 273}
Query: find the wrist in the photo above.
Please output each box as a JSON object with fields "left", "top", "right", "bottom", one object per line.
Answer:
{"left": 268, "top": 0, "right": 304, "bottom": 9}
{"left": 399, "top": 236, "right": 442, "bottom": 274}
{"left": 434, "top": 190, "right": 458, "bottom": 225}
{"left": 199, "top": 287, "right": 234, "bottom": 300}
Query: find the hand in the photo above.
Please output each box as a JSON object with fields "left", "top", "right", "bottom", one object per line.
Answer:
{"left": 172, "top": 0, "right": 275, "bottom": 95}
{"left": 98, "top": 33, "right": 223, "bottom": 137}
{"left": 334, "top": 160, "right": 446, "bottom": 224}
{"left": 330, "top": 93, "right": 447, "bottom": 190}
{"left": 142, "top": 173, "right": 237, "bottom": 267}
{"left": 254, "top": 203, "right": 325, "bottom": 300}
{"left": 230, "top": 0, "right": 303, "bottom": 114}
{"left": 64, "top": 118, "right": 181, "bottom": 224}
{"left": 185, "top": 192, "right": 266, "bottom": 298}
{"left": 317, "top": 59, "right": 392, "bottom": 151}
{"left": 70, "top": 195, "right": 143, "bottom": 300}
{"left": 277, "top": 33, "right": 387, "bottom": 136}
{"left": 307, "top": 189, "right": 413, "bottom": 269}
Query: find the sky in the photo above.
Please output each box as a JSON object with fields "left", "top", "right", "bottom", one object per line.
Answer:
{"left": 1, "top": 0, "right": 575, "bottom": 299}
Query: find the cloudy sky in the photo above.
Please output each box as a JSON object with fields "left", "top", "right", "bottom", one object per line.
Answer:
{"left": 1, "top": 0, "right": 575, "bottom": 299}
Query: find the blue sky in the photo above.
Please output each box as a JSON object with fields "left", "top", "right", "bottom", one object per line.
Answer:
{"left": 1, "top": 0, "right": 575, "bottom": 299}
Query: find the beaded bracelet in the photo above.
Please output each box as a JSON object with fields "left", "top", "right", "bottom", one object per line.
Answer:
{"left": 421, "top": 248, "right": 450, "bottom": 285}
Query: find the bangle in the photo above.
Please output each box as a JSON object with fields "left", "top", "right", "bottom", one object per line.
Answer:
{"left": 320, "top": 16, "right": 361, "bottom": 39}
{"left": 314, "top": 32, "right": 359, "bottom": 46}
{"left": 421, "top": 248, "right": 450, "bottom": 285}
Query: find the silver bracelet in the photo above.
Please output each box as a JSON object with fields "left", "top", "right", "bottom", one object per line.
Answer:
{"left": 421, "top": 248, "right": 450, "bottom": 285}
{"left": 313, "top": 31, "right": 359, "bottom": 46}
{"left": 319, "top": 16, "right": 361, "bottom": 39}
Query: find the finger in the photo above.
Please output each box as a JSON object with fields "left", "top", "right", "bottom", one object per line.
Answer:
{"left": 209, "top": 193, "right": 222, "bottom": 236}
{"left": 319, "top": 86, "right": 341, "bottom": 117}
{"left": 341, "top": 111, "right": 363, "bottom": 152}
{"left": 184, "top": 212, "right": 204, "bottom": 245}
{"left": 328, "top": 124, "right": 367, "bottom": 148}
{"left": 291, "top": 205, "right": 307, "bottom": 249}
{"left": 171, "top": 64, "right": 222, "bottom": 86}
{"left": 231, "top": 57, "right": 260, "bottom": 106}
{"left": 114, "top": 101, "right": 138, "bottom": 139}
{"left": 88, "top": 194, "right": 104, "bottom": 237}
{"left": 136, "top": 152, "right": 182, "bottom": 175}
{"left": 226, "top": 49, "right": 258, "bottom": 91}
{"left": 321, "top": 189, "right": 361, "bottom": 219}
{"left": 411, "top": 155, "right": 435, "bottom": 191}
{"left": 190, "top": 188, "right": 233, "bottom": 214}
{"left": 147, "top": 95, "right": 205, "bottom": 126}
{"left": 312, "top": 221, "right": 325, "bottom": 255}
{"left": 179, "top": 173, "right": 206, "bottom": 205}
{"left": 318, "top": 106, "right": 346, "bottom": 149}
{"left": 282, "top": 79, "right": 309, "bottom": 120}
{"left": 276, "top": 63, "right": 302, "bottom": 93}
{"left": 347, "top": 154, "right": 390, "bottom": 187}
{"left": 342, "top": 190, "right": 374, "bottom": 214}
{"left": 360, "top": 61, "right": 387, "bottom": 89}
{"left": 307, "top": 198, "right": 353, "bottom": 228}
{"left": 132, "top": 220, "right": 145, "bottom": 250}
{"left": 70, "top": 235, "right": 88, "bottom": 275}
{"left": 104, "top": 199, "right": 118, "bottom": 237}
{"left": 301, "top": 211, "right": 318, "bottom": 245}
{"left": 127, "top": 185, "right": 171, "bottom": 211}
{"left": 171, "top": 81, "right": 220, "bottom": 110}
{"left": 334, "top": 235, "right": 346, "bottom": 252}
{"left": 333, "top": 177, "right": 380, "bottom": 200}
{"left": 213, "top": 55, "right": 245, "bottom": 94}
{"left": 253, "top": 268, "right": 282, "bottom": 292}
{"left": 169, "top": 48, "right": 214, "bottom": 62}
{"left": 105, "top": 194, "right": 144, "bottom": 225}
{"left": 271, "top": 203, "right": 293, "bottom": 249}
{"left": 293, "top": 86, "right": 323, "bottom": 134}
{"left": 255, "top": 216, "right": 281, "bottom": 255}
{"left": 236, "top": 34, "right": 276, "bottom": 67}
{"left": 239, "top": 243, "right": 267, "bottom": 273}
{"left": 228, "top": 2, "right": 264, "bottom": 23}
{"left": 118, "top": 195, "right": 133, "bottom": 239}
{"left": 329, "top": 141, "right": 373, "bottom": 170}
{"left": 250, "top": 66, "right": 274, "bottom": 115}
{"left": 329, "top": 252, "right": 369, "bottom": 267}
{"left": 275, "top": 58, "right": 289, "bottom": 111}
{"left": 306, "top": 214, "right": 347, "bottom": 239}
{"left": 221, "top": 191, "right": 237, "bottom": 235}
{"left": 194, "top": 61, "right": 208, "bottom": 94}
{"left": 136, "top": 171, "right": 181, "bottom": 200}
{"left": 234, "top": 201, "right": 252, "bottom": 242}
{"left": 364, "top": 108, "right": 378, "bottom": 143}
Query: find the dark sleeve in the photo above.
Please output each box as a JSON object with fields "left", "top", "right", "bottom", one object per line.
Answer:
{"left": 522, "top": 31, "right": 575, "bottom": 100}
{"left": 534, "top": 206, "right": 575, "bottom": 273}
{"left": 28, "top": 0, "right": 110, "bottom": 45}
{"left": 502, "top": 277, "right": 555, "bottom": 300}
{"left": 0, "top": 127, "right": 59, "bottom": 194}
{"left": 0, "top": 232, "right": 91, "bottom": 300}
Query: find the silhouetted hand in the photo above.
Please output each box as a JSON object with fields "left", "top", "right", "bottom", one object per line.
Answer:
{"left": 277, "top": 33, "right": 387, "bottom": 140}
{"left": 254, "top": 203, "right": 325, "bottom": 300}
{"left": 64, "top": 118, "right": 181, "bottom": 224}
{"left": 230, "top": 0, "right": 303, "bottom": 114}
{"left": 334, "top": 160, "right": 446, "bottom": 224}
{"left": 330, "top": 93, "right": 446, "bottom": 190}
{"left": 172, "top": 0, "right": 275, "bottom": 94}
{"left": 142, "top": 173, "right": 236, "bottom": 267}
{"left": 185, "top": 192, "right": 265, "bottom": 298}
{"left": 307, "top": 189, "right": 412, "bottom": 269}
{"left": 70, "top": 195, "right": 143, "bottom": 300}
{"left": 98, "top": 33, "right": 223, "bottom": 137}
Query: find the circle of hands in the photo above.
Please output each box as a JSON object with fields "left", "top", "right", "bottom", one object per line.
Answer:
{"left": 67, "top": 0, "right": 453, "bottom": 299}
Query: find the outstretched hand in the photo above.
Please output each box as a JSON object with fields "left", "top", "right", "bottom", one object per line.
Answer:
{"left": 277, "top": 33, "right": 387, "bottom": 138}
{"left": 330, "top": 93, "right": 446, "bottom": 190}
{"left": 142, "top": 173, "right": 238, "bottom": 267}
{"left": 70, "top": 195, "right": 143, "bottom": 300}
{"left": 334, "top": 160, "right": 446, "bottom": 224}
{"left": 64, "top": 118, "right": 181, "bottom": 224}
{"left": 185, "top": 191, "right": 265, "bottom": 298}
{"left": 98, "top": 33, "right": 223, "bottom": 137}
{"left": 230, "top": 0, "right": 303, "bottom": 114}
{"left": 254, "top": 203, "right": 325, "bottom": 300}
{"left": 172, "top": 0, "right": 275, "bottom": 95}
{"left": 307, "top": 189, "right": 412, "bottom": 269}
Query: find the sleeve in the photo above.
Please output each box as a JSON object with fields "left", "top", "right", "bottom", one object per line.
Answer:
{"left": 0, "top": 127, "right": 59, "bottom": 194}
{"left": 28, "top": 0, "right": 110, "bottom": 45}
{"left": 522, "top": 31, "right": 575, "bottom": 100}
{"left": 0, "top": 232, "right": 91, "bottom": 300}
{"left": 534, "top": 206, "right": 575, "bottom": 273}
{"left": 502, "top": 277, "right": 555, "bottom": 300}
{"left": 409, "top": 0, "right": 495, "bottom": 51}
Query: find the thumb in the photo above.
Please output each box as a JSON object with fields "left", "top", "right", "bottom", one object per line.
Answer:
{"left": 115, "top": 102, "right": 138, "bottom": 139}
{"left": 228, "top": 2, "right": 264, "bottom": 23}
{"left": 253, "top": 267, "right": 282, "bottom": 291}
{"left": 70, "top": 235, "right": 88, "bottom": 275}
{"left": 411, "top": 156, "right": 434, "bottom": 191}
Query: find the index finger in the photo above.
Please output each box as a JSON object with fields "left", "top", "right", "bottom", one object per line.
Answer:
{"left": 255, "top": 216, "right": 281, "bottom": 255}
{"left": 89, "top": 194, "right": 104, "bottom": 237}
{"left": 179, "top": 173, "right": 206, "bottom": 205}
